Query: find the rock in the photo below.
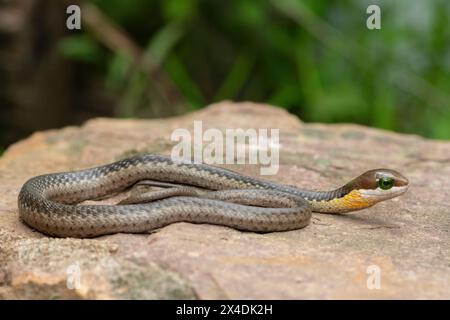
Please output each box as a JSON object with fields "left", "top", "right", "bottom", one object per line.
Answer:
{"left": 1, "top": 101, "right": 449, "bottom": 299}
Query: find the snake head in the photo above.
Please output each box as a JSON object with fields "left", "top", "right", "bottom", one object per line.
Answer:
{"left": 345, "top": 169, "right": 409, "bottom": 206}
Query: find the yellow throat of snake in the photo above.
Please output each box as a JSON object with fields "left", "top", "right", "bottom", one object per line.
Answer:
{"left": 309, "top": 169, "right": 409, "bottom": 213}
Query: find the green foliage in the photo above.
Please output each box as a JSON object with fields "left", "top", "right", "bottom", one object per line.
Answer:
{"left": 59, "top": 0, "right": 450, "bottom": 139}
{"left": 58, "top": 34, "right": 104, "bottom": 64}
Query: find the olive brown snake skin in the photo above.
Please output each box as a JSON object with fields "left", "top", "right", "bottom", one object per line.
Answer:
{"left": 18, "top": 154, "right": 409, "bottom": 238}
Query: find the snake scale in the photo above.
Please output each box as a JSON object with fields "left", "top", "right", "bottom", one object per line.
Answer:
{"left": 18, "top": 154, "right": 409, "bottom": 238}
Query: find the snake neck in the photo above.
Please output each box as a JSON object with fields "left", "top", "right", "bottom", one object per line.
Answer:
{"left": 272, "top": 184, "right": 373, "bottom": 213}
{"left": 306, "top": 188, "right": 375, "bottom": 213}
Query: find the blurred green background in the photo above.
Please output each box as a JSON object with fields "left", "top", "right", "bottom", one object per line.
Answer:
{"left": 1, "top": 0, "right": 449, "bottom": 154}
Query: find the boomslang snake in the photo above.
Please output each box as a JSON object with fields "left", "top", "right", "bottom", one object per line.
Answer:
{"left": 18, "top": 154, "right": 409, "bottom": 238}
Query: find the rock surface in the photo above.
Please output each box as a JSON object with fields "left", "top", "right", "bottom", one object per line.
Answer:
{"left": 1, "top": 101, "right": 449, "bottom": 299}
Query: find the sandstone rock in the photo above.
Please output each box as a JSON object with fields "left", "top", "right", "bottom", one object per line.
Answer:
{"left": 1, "top": 101, "right": 449, "bottom": 299}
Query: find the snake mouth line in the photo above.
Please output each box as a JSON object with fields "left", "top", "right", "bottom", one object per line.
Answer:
{"left": 359, "top": 185, "right": 409, "bottom": 200}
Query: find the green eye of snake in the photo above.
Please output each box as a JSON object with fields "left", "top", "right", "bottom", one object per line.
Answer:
{"left": 378, "top": 177, "right": 394, "bottom": 190}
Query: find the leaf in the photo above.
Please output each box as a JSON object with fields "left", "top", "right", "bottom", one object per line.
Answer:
{"left": 165, "top": 54, "right": 205, "bottom": 109}
{"left": 58, "top": 35, "right": 103, "bottom": 64}
{"left": 214, "top": 51, "right": 255, "bottom": 101}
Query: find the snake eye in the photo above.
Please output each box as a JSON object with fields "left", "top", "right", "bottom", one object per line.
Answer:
{"left": 378, "top": 177, "right": 394, "bottom": 190}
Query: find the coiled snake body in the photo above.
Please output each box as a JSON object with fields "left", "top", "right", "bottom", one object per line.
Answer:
{"left": 18, "top": 154, "right": 408, "bottom": 238}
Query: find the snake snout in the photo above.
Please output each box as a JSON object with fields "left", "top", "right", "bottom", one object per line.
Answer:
{"left": 391, "top": 170, "right": 409, "bottom": 187}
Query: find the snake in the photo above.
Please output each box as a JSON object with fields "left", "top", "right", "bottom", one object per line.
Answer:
{"left": 18, "top": 154, "right": 409, "bottom": 238}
